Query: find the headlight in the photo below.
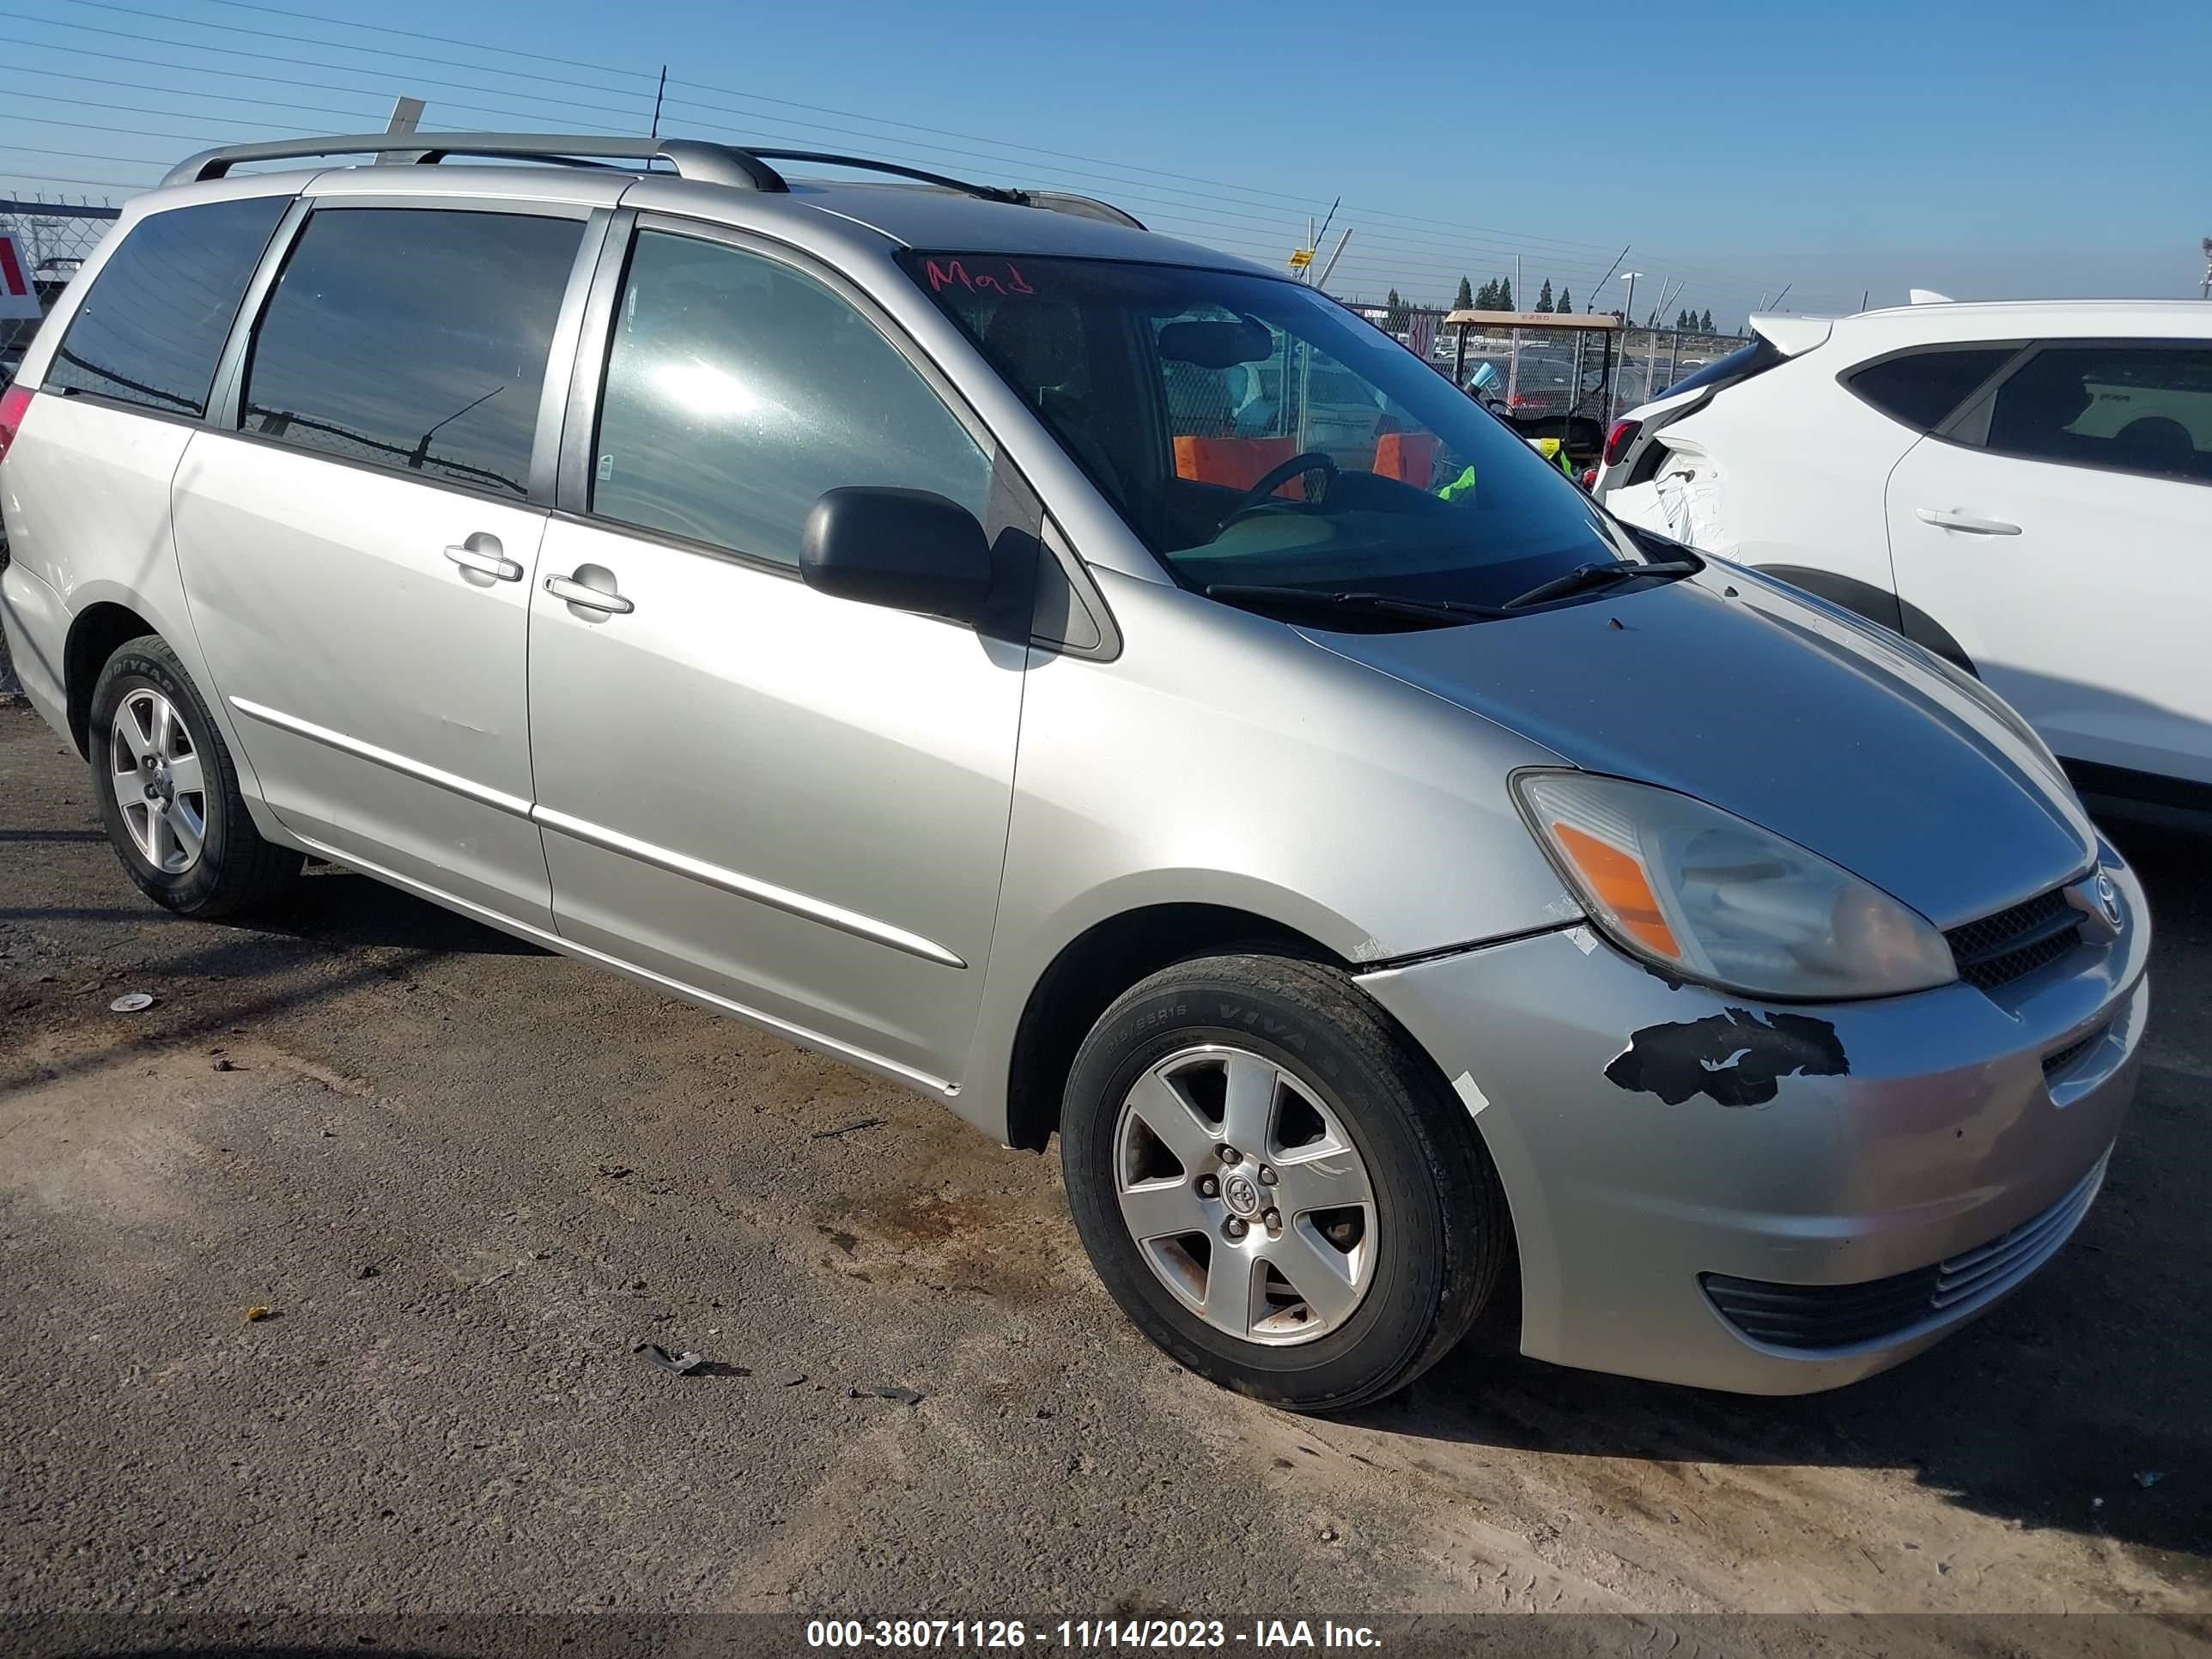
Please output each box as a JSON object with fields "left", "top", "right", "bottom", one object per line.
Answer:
{"left": 1513, "top": 771, "right": 1956, "bottom": 1000}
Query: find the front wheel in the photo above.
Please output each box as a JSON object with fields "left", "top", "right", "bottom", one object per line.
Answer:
{"left": 88, "top": 635, "right": 302, "bottom": 917}
{"left": 1060, "top": 953, "right": 1511, "bottom": 1412}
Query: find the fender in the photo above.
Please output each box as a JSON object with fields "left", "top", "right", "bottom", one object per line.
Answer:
{"left": 58, "top": 574, "right": 291, "bottom": 848}
{"left": 1753, "top": 563, "right": 1978, "bottom": 673}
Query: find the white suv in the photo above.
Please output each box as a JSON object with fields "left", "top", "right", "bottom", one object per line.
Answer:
{"left": 1595, "top": 300, "right": 2212, "bottom": 811}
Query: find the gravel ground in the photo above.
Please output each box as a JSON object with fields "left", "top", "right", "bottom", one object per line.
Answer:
{"left": 2, "top": 698, "right": 2208, "bottom": 1630}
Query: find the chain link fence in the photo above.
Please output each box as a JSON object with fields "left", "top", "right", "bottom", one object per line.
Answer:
{"left": 2, "top": 200, "right": 118, "bottom": 696}
{"left": 1345, "top": 301, "right": 1758, "bottom": 442}
{"left": 1, "top": 198, "right": 118, "bottom": 368}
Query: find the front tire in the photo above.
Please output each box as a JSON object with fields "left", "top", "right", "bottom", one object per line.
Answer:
{"left": 88, "top": 635, "right": 301, "bottom": 917}
{"left": 1061, "top": 953, "right": 1510, "bottom": 1412}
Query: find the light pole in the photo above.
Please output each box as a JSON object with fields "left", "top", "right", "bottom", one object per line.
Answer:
{"left": 1615, "top": 273, "right": 1643, "bottom": 417}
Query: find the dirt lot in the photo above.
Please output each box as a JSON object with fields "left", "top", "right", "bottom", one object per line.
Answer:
{"left": 2, "top": 699, "right": 2208, "bottom": 1628}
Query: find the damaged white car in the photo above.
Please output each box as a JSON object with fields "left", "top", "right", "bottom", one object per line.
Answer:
{"left": 1596, "top": 300, "right": 2212, "bottom": 813}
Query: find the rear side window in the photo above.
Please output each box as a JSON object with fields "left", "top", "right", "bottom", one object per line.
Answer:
{"left": 44, "top": 195, "right": 288, "bottom": 418}
{"left": 1846, "top": 348, "right": 2014, "bottom": 432}
{"left": 1980, "top": 345, "right": 2212, "bottom": 483}
{"left": 589, "top": 229, "right": 992, "bottom": 565}
{"left": 242, "top": 208, "right": 582, "bottom": 498}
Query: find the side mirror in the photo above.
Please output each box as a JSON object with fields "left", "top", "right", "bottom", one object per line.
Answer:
{"left": 799, "top": 488, "right": 994, "bottom": 624}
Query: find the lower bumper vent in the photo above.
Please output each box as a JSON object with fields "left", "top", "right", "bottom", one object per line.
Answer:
{"left": 2041, "top": 1024, "right": 2109, "bottom": 1080}
{"left": 1700, "top": 1154, "right": 2107, "bottom": 1353}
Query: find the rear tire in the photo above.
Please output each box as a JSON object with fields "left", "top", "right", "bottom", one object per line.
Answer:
{"left": 1061, "top": 952, "right": 1510, "bottom": 1413}
{"left": 88, "top": 635, "right": 301, "bottom": 917}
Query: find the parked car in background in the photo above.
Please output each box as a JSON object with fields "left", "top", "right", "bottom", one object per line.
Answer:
{"left": 1597, "top": 300, "right": 2212, "bottom": 811}
{"left": 0, "top": 137, "right": 2147, "bottom": 1411}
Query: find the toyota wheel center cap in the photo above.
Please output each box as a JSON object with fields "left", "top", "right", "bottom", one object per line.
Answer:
{"left": 1222, "top": 1171, "right": 1261, "bottom": 1217}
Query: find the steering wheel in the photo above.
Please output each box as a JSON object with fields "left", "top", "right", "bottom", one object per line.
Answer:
{"left": 1219, "top": 451, "right": 1338, "bottom": 529}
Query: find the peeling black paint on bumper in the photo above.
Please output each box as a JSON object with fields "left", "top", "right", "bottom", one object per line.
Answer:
{"left": 1603, "top": 1007, "right": 1849, "bottom": 1107}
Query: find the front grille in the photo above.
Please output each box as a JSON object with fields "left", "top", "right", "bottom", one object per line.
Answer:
{"left": 1701, "top": 1155, "right": 2107, "bottom": 1352}
{"left": 1945, "top": 886, "right": 2083, "bottom": 992}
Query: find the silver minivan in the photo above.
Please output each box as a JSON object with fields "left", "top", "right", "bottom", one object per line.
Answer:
{"left": 0, "top": 134, "right": 2148, "bottom": 1411}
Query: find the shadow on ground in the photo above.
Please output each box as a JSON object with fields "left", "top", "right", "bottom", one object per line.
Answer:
{"left": 0, "top": 866, "right": 546, "bottom": 957}
{"left": 248, "top": 866, "right": 550, "bottom": 957}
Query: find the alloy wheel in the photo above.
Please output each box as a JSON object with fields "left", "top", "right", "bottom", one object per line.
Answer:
{"left": 1113, "top": 1044, "right": 1377, "bottom": 1346}
{"left": 109, "top": 687, "right": 206, "bottom": 874}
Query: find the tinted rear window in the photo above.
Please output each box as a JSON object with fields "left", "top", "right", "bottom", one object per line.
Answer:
{"left": 1980, "top": 344, "right": 2212, "bottom": 483}
{"left": 242, "top": 208, "right": 581, "bottom": 497}
{"left": 1847, "top": 348, "right": 2014, "bottom": 432}
{"left": 44, "top": 195, "right": 289, "bottom": 418}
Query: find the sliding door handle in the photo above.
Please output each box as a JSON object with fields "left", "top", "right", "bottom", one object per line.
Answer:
{"left": 545, "top": 572, "right": 634, "bottom": 615}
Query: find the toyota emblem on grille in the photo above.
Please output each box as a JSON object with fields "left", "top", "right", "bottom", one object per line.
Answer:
{"left": 2094, "top": 872, "right": 2121, "bottom": 928}
{"left": 2066, "top": 871, "right": 2124, "bottom": 939}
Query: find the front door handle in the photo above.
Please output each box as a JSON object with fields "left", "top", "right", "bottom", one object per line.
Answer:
{"left": 445, "top": 538, "right": 523, "bottom": 580}
{"left": 545, "top": 572, "right": 635, "bottom": 615}
{"left": 1915, "top": 507, "right": 2021, "bottom": 536}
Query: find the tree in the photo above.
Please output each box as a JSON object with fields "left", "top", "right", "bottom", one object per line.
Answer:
{"left": 1474, "top": 278, "right": 1498, "bottom": 309}
{"left": 1497, "top": 276, "right": 1512, "bottom": 310}
{"left": 1385, "top": 288, "right": 1409, "bottom": 331}
{"left": 1535, "top": 278, "right": 1553, "bottom": 312}
{"left": 1556, "top": 286, "right": 1571, "bottom": 313}
{"left": 1455, "top": 275, "right": 1474, "bottom": 310}
{"left": 1700, "top": 308, "right": 1714, "bottom": 331}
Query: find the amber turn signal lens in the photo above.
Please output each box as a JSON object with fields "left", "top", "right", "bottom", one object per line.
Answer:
{"left": 1551, "top": 821, "right": 1682, "bottom": 960}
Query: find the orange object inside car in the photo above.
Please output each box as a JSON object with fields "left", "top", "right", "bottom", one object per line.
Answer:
{"left": 1372, "top": 430, "right": 1438, "bottom": 489}
{"left": 1172, "top": 434, "right": 1307, "bottom": 500}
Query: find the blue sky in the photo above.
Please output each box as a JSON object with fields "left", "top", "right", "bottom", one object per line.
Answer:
{"left": 2, "top": 0, "right": 2206, "bottom": 323}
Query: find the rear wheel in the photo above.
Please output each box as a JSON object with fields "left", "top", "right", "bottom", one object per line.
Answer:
{"left": 1061, "top": 952, "right": 1510, "bottom": 1412}
{"left": 88, "top": 635, "right": 301, "bottom": 917}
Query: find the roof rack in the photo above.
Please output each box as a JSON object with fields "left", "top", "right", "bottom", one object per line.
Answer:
{"left": 162, "top": 132, "right": 788, "bottom": 191}
{"left": 158, "top": 132, "right": 1146, "bottom": 227}
{"left": 742, "top": 149, "right": 1024, "bottom": 205}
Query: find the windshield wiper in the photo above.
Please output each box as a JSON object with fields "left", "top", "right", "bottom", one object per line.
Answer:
{"left": 1503, "top": 559, "right": 1699, "bottom": 611}
{"left": 1204, "top": 584, "right": 1509, "bottom": 624}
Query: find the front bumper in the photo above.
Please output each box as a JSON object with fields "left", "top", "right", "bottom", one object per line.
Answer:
{"left": 1358, "top": 855, "right": 2149, "bottom": 1395}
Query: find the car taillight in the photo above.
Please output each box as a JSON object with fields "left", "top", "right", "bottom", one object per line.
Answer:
{"left": 0, "top": 384, "right": 30, "bottom": 465}
{"left": 1602, "top": 417, "right": 1640, "bottom": 468}
{"left": 1579, "top": 467, "right": 1598, "bottom": 490}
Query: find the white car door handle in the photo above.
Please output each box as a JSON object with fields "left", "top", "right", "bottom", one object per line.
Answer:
{"left": 1915, "top": 507, "right": 2021, "bottom": 536}
{"left": 444, "top": 541, "right": 524, "bottom": 580}
{"left": 545, "top": 573, "right": 634, "bottom": 615}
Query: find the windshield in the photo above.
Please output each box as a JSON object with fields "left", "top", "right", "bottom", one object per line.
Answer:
{"left": 902, "top": 252, "right": 1634, "bottom": 612}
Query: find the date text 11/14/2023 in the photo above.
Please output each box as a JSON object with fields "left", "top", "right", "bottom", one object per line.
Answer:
{"left": 805, "top": 1620, "right": 1383, "bottom": 1650}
